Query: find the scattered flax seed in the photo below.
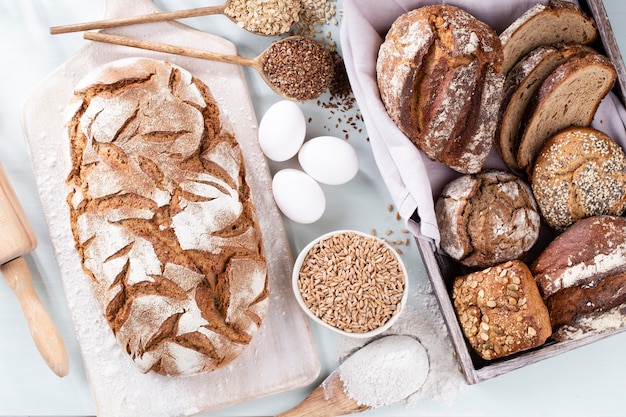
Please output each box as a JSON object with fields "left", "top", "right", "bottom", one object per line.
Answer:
{"left": 385, "top": 229, "right": 393, "bottom": 236}
{"left": 297, "top": 232, "right": 405, "bottom": 333}
{"left": 387, "top": 204, "right": 394, "bottom": 212}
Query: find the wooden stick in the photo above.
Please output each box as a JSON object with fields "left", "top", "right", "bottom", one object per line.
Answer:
{"left": 50, "top": 5, "right": 226, "bottom": 35}
{"left": 83, "top": 31, "right": 255, "bottom": 68}
{"left": 1, "top": 257, "right": 70, "bottom": 377}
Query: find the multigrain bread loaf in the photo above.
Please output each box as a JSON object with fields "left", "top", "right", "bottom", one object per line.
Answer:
{"left": 435, "top": 170, "right": 540, "bottom": 269}
{"left": 452, "top": 260, "right": 552, "bottom": 360}
{"left": 531, "top": 127, "right": 626, "bottom": 231}
{"left": 500, "top": 0, "right": 598, "bottom": 74}
{"left": 516, "top": 52, "right": 617, "bottom": 173}
{"left": 532, "top": 216, "right": 626, "bottom": 341}
{"left": 376, "top": 4, "right": 504, "bottom": 174}
{"left": 496, "top": 44, "right": 596, "bottom": 170}
{"left": 64, "top": 58, "right": 269, "bottom": 376}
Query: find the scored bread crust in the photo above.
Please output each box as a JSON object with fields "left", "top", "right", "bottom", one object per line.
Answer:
{"left": 376, "top": 4, "right": 504, "bottom": 174}
{"left": 64, "top": 58, "right": 269, "bottom": 376}
{"left": 496, "top": 44, "right": 596, "bottom": 170}
{"left": 531, "top": 127, "right": 626, "bottom": 231}
{"left": 516, "top": 52, "right": 616, "bottom": 173}
{"left": 435, "top": 170, "right": 540, "bottom": 269}
{"left": 452, "top": 260, "right": 552, "bottom": 360}
{"left": 500, "top": 0, "right": 598, "bottom": 74}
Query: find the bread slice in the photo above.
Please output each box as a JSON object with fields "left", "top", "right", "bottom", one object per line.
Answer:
{"left": 496, "top": 44, "right": 595, "bottom": 170}
{"left": 516, "top": 52, "right": 616, "bottom": 173}
{"left": 500, "top": 0, "right": 597, "bottom": 74}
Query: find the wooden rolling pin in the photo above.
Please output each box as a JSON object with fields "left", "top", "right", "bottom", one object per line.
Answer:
{"left": 0, "top": 163, "right": 69, "bottom": 377}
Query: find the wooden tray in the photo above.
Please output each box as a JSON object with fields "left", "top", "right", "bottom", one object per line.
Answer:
{"left": 20, "top": 0, "right": 320, "bottom": 415}
{"left": 417, "top": 0, "right": 626, "bottom": 384}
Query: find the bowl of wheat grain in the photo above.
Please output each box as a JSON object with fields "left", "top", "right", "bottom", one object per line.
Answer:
{"left": 292, "top": 230, "right": 408, "bottom": 338}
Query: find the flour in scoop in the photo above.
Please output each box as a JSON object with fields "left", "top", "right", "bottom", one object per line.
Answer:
{"left": 338, "top": 335, "right": 429, "bottom": 408}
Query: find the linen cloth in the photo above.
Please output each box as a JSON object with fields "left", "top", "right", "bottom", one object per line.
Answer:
{"left": 340, "top": 0, "right": 626, "bottom": 247}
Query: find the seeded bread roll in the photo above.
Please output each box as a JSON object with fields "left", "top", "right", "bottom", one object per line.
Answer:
{"left": 452, "top": 260, "right": 552, "bottom": 360}
{"left": 531, "top": 127, "right": 626, "bottom": 231}
{"left": 376, "top": 4, "right": 504, "bottom": 174}
{"left": 516, "top": 52, "right": 617, "bottom": 173}
{"left": 500, "top": 0, "right": 598, "bottom": 74}
{"left": 496, "top": 44, "right": 595, "bottom": 170}
{"left": 435, "top": 170, "right": 540, "bottom": 269}
{"left": 64, "top": 58, "right": 269, "bottom": 376}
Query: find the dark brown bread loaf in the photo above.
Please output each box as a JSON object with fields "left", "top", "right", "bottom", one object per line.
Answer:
{"left": 531, "top": 127, "right": 626, "bottom": 231}
{"left": 532, "top": 215, "right": 626, "bottom": 300}
{"left": 435, "top": 170, "right": 540, "bottom": 269}
{"left": 500, "top": 0, "right": 597, "bottom": 74}
{"left": 532, "top": 216, "right": 626, "bottom": 341}
{"left": 452, "top": 260, "right": 552, "bottom": 360}
{"left": 547, "top": 272, "right": 626, "bottom": 341}
{"left": 496, "top": 44, "right": 596, "bottom": 170}
{"left": 516, "top": 52, "right": 616, "bottom": 173}
{"left": 64, "top": 58, "right": 269, "bottom": 376}
{"left": 376, "top": 4, "right": 503, "bottom": 174}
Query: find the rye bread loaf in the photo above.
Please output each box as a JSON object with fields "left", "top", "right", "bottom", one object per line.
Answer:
{"left": 532, "top": 215, "right": 626, "bottom": 300}
{"left": 64, "top": 58, "right": 269, "bottom": 376}
{"left": 376, "top": 4, "right": 504, "bottom": 174}
{"left": 496, "top": 44, "right": 596, "bottom": 170}
{"left": 435, "top": 170, "right": 540, "bottom": 269}
{"left": 452, "top": 260, "right": 552, "bottom": 360}
{"left": 547, "top": 272, "right": 626, "bottom": 341}
{"left": 516, "top": 52, "right": 617, "bottom": 173}
{"left": 531, "top": 127, "right": 626, "bottom": 231}
{"left": 500, "top": 0, "right": 598, "bottom": 74}
{"left": 532, "top": 215, "right": 626, "bottom": 341}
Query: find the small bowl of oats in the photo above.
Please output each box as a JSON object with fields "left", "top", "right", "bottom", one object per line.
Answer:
{"left": 292, "top": 230, "right": 408, "bottom": 338}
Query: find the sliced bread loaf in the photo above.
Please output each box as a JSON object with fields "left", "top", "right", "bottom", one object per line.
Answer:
{"left": 516, "top": 52, "right": 616, "bottom": 173}
{"left": 500, "top": 0, "right": 597, "bottom": 74}
{"left": 496, "top": 44, "right": 595, "bottom": 170}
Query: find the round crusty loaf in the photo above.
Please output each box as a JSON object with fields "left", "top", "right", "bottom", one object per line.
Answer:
{"left": 496, "top": 44, "right": 595, "bottom": 170}
{"left": 65, "top": 58, "right": 269, "bottom": 376}
{"left": 516, "top": 51, "right": 617, "bottom": 173}
{"left": 532, "top": 215, "right": 626, "bottom": 341}
{"left": 435, "top": 170, "right": 540, "bottom": 269}
{"left": 531, "top": 127, "right": 626, "bottom": 231}
{"left": 500, "top": 0, "right": 597, "bottom": 74}
{"left": 376, "top": 4, "right": 504, "bottom": 174}
{"left": 452, "top": 260, "right": 552, "bottom": 360}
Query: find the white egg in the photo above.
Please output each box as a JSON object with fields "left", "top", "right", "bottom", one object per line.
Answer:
{"left": 298, "top": 136, "right": 359, "bottom": 185}
{"left": 258, "top": 100, "right": 306, "bottom": 161}
{"left": 272, "top": 169, "right": 326, "bottom": 224}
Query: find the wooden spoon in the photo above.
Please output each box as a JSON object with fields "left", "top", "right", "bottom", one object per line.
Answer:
{"left": 83, "top": 31, "right": 334, "bottom": 102}
{"left": 50, "top": 0, "right": 301, "bottom": 36}
{"left": 276, "top": 335, "right": 430, "bottom": 417}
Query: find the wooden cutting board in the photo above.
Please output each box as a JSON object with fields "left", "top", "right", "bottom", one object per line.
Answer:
{"left": 20, "top": 1, "right": 320, "bottom": 416}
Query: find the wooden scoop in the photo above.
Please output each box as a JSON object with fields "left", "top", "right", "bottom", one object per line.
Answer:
{"left": 50, "top": 0, "right": 301, "bottom": 36}
{"left": 83, "top": 31, "right": 335, "bottom": 102}
{"left": 276, "top": 335, "right": 430, "bottom": 417}
{"left": 0, "top": 163, "right": 69, "bottom": 377}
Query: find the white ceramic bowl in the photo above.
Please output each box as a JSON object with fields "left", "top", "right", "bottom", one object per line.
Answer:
{"left": 292, "top": 230, "right": 408, "bottom": 338}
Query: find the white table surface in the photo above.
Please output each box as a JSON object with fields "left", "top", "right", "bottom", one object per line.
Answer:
{"left": 1, "top": 1, "right": 625, "bottom": 416}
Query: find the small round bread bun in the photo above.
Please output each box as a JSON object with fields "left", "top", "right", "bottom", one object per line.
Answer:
{"left": 531, "top": 127, "right": 626, "bottom": 231}
{"left": 435, "top": 170, "right": 540, "bottom": 269}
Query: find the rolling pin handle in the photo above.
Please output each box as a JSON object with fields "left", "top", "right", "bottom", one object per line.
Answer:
{"left": 1, "top": 257, "right": 70, "bottom": 377}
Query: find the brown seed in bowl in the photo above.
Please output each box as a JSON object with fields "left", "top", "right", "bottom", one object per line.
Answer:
{"left": 297, "top": 232, "right": 405, "bottom": 333}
